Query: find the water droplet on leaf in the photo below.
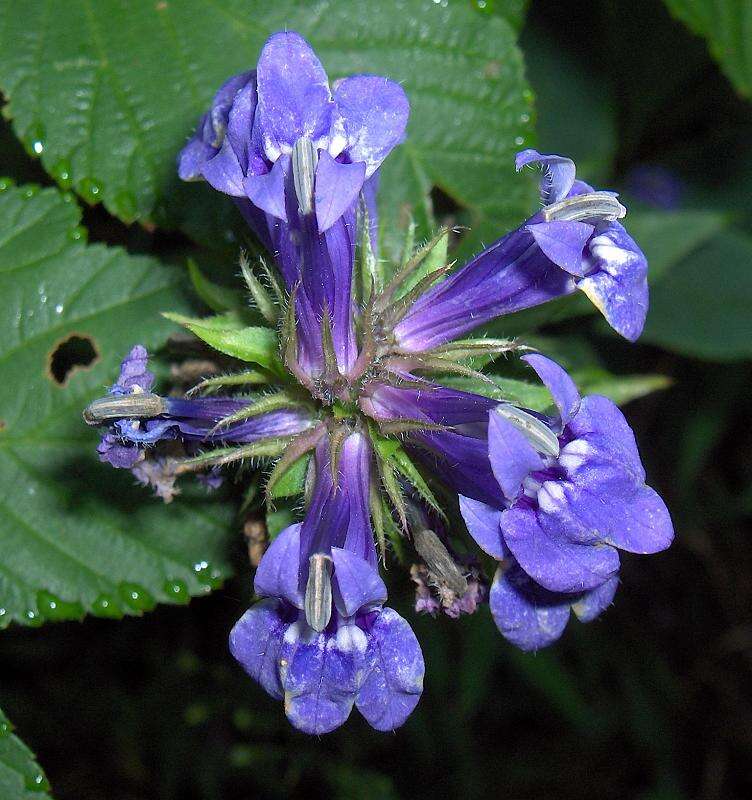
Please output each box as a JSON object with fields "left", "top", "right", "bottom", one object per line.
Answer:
{"left": 36, "top": 590, "right": 84, "bottom": 621}
{"left": 163, "top": 579, "right": 189, "bottom": 603}
{"left": 119, "top": 582, "right": 156, "bottom": 612}
{"left": 79, "top": 177, "right": 103, "bottom": 204}
{"left": 24, "top": 772, "right": 51, "bottom": 793}
{"left": 91, "top": 594, "right": 123, "bottom": 618}
{"left": 52, "top": 159, "right": 73, "bottom": 189}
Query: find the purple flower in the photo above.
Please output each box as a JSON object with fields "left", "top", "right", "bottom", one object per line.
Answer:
{"left": 459, "top": 353, "right": 673, "bottom": 649}
{"left": 179, "top": 31, "right": 409, "bottom": 379}
{"left": 89, "top": 346, "right": 314, "bottom": 492}
{"left": 229, "top": 432, "right": 424, "bottom": 734}
{"left": 394, "top": 149, "right": 648, "bottom": 350}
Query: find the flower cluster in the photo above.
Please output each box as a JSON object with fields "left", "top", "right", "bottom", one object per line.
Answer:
{"left": 84, "top": 32, "right": 673, "bottom": 735}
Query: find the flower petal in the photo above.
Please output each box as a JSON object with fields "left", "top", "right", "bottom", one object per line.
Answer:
{"left": 333, "top": 75, "right": 410, "bottom": 176}
{"left": 500, "top": 505, "right": 620, "bottom": 593}
{"left": 178, "top": 129, "right": 215, "bottom": 181}
{"left": 571, "top": 575, "right": 619, "bottom": 623}
{"left": 253, "top": 523, "right": 303, "bottom": 607}
{"left": 356, "top": 608, "right": 424, "bottom": 731}
{"left": 331, "top": 546, "right": 387, "bottom": 617}
{"left": 229, "top": 598, "right": 288, "bottom": 700}
{"left": 488, "top": 409, "right": 544, "bottom": 500}
{"left": 577, "top": 222, "right": 648, "bottom": 342}
{"left": 256, "top": 31, "right": 334, "bottom": 161}
{"left": 522, "top": 353, "right": 581, "bottom": 426}
{"left": 113, "top": 345, "right": 154, "bottom": 394}
{"left": 280, "top": 620, "right": 367, "bottom": 735}
{"left": 566, "top": 395, "right": 645, "bottom": 484}
{"left": 314, "top": 150, "right": 365, "bottom": 233}
{"left": 489, "top": 563, "right": 571, "bottom": 651}
{"left": 202, "top": 139, "right": 246, "bottom": 197}
{"left": 527, "top": 220, "right": 594, "bottom": 276}
{"left": 243, "top": 155, "right": 288, "bottom": 221}
{"left": 539, "top": 479, "right": 674, "bottom": 554}
{"left": 515, "top": 149, "right": 577, "bottom": 204}
{"left": 459, "top": 495, "right": 507, "bottom": 559}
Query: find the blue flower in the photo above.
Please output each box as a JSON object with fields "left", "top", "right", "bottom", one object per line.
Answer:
{"left": 460, "top": 354, "right": 673, "bottom": 649}
{"left": 179, "top": 32, "right": 409, "bottom": 380}
{"left": 88, "top": 346, "right": 313, "bottom": 499}
{"left": 393, "top": 149, "right": 648, "bottom": 351}
{"left": 230, "top": 432, "right": 424, "bottom": 734}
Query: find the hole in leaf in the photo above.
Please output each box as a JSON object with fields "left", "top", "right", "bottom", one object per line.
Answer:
{"left": 48, "top": 334, "right": 99, "bottom": 385}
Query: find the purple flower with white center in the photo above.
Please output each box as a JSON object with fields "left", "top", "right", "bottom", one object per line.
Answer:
{"left": 229, "top": 432, "right": 424, "bottom": 734}
{"left": 179, "top": 31, "right": 408, "bottom": 380}
{"left": 393, "top": 149, "right": 648, "bottom": 350}
{"left": 459, "top": 353, "right": 673, "bottom": 649}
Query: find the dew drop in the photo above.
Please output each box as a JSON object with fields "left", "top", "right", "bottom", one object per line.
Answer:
{"left": 0, "top": 177, "right": 14, "bottom": 192}
{"left": 28, "top": 123, "right": 45, "bottom": 157}
{"left": 36, "top": 590, "right": 84, "bottom": 621}
{"left": 118, "top": 582, "right": 156, "bottom": 612}
{"left": 91, "top": 593, "right": 124, "bottom": 619}
{"left": 68, "top": 225, "right": 87, "bottom": 242}
{"left": 23, "top": 185, "right": 39, "bottom": 199}
{"left": 163, "top": 578, "right": 189, "bottom": 604}
{"left": 24, "top": 609, "right": 43, "bottom": 627}
{"left": 55, "top": 303, "right": 64, "bottom": 314}
{"left": 52, "top": 159, "right": 73, "bottom": 189}
{"left": 514, "top": 136, "right": 525, "bottom": 146}
{"left": 79, "top": 177, "right": 103, "bottom": 204}
{"left": 0, "top": 720, "right": 12, "bottom": 737}
{"left": 24, "top": 772, "right": 51, "bottom": 793}
{"left": 193, "top": 561, "right": 223, "bottom": 589}
{"left": 520, "top": 112, "right": 530, "bottom": 124}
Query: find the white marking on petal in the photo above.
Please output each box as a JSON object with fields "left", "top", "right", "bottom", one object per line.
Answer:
{"left": 537, "top": 480, "right": 566, "bottom": 512}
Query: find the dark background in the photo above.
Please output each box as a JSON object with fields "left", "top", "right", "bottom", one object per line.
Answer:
{"left": 2, "top": 1, "right": 751, "bottom": 798}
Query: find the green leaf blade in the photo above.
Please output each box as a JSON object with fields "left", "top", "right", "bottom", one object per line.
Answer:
{"left": 0, "top": 185, "right": 235, "bottom": 627}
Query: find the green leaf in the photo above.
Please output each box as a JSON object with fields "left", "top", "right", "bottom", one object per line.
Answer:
{"left": 187, "top": 259, "right": 244, "bottom": 314}
{"left": 664, "top": 0, "right": 752, "bottom": 97}
{"left": 440, "top": 370, "right": 669, "bottom": 411}
{"left": 642, "top": 229, "right": 752, "bottom": 359}
{"left": 164, "top": 313, "right": 283, "bottom": 375}
{"left": 627, "top": 209, "right": 729, "bottom": 283}
{"left": 0, "top": 0, "right": 533, "bottom": 257}
{"left": 0, "top": 184, "right": 234, "bottom": 627}
{"left": 268, "top": 452, "right": 310, "bottom": 499}
{"left": 521, "top": 25, "right": 617, "bottom": 181}
{"left": 0, "top": 708, "right": 51, "bottom": 799}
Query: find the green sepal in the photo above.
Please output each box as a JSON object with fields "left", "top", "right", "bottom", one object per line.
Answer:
{"left": 186, "top": 369, "right": 276, "bottom": 396}
{"left": 391, "top": 447, "right": 447, "bottom": 522}
{"left": 209, "top": 390, "right": 309, "bottom": 435}
{"left": 163, "top": 312, "right": 285, "bottom": 376}
{"left": 239, "top": 251, "right": 280, "bottom": 326}
{"left": 174, "top": 437, "right": 291, "bottom": 474}
{"left": 269, "top": 452, "right": 311, "bottom": 499}
{"left": 395, "top": 227, "right": 449, "bottom": 299}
